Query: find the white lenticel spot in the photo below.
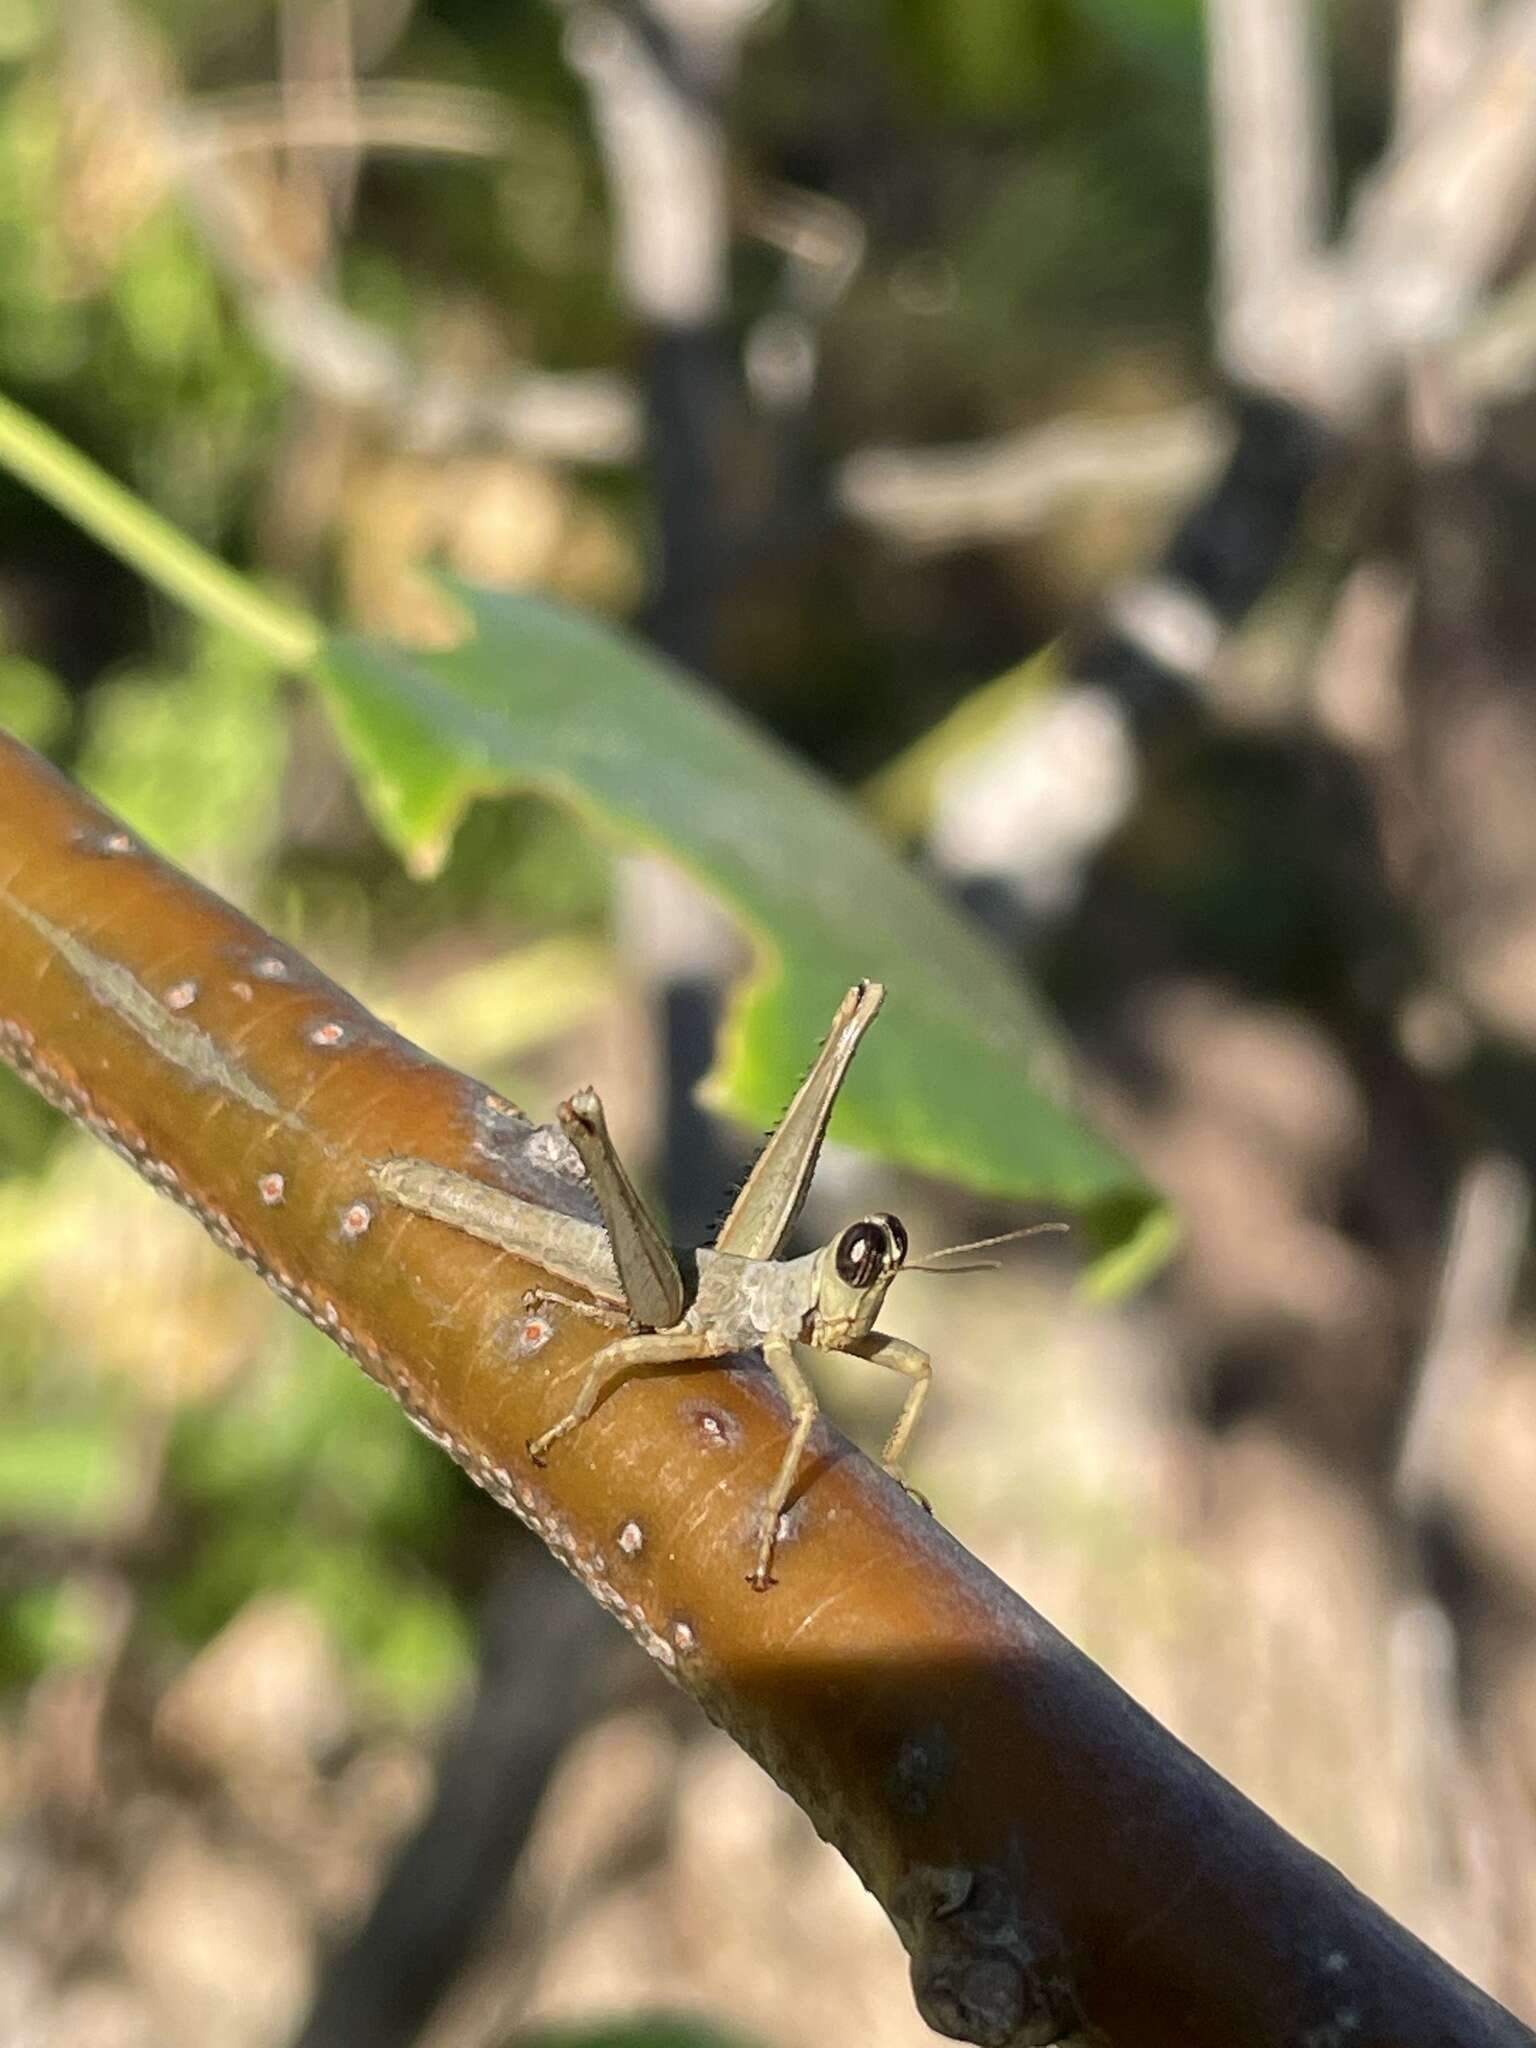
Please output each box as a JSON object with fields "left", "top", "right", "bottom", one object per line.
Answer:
{"left": 517, "top": 1316, "right": 553, "bottom": 1355}
{"left": 258, "top": 1173, "right": 286, "bottom": 1205}
{"left": 671, "top": 1620, "right": 696, "bottom": 1653}
{"left": 229, "top": 981, "right": 253, "bottom": 1001}
{"left": 165, "top": 981, "right": 198, "bottom": 1011}
{"left": 618, "top": 1520, "right": 644, "bottom": 1556}
{"left": 340, "top": 1202, "right": 372, "bottom": 1239}
{"left": 310, "top": 1021, "right": 345, "bottom": 1046}
{"left": 103, "top": 831, "right": 133, "bottom": 854}
{"left": 253, "top": 956, "right": 288, "bottom": 980}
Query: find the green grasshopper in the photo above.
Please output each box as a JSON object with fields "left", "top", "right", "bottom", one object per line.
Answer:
{"left": 376, "top": 983, "right": 1055, "bottom": 1588}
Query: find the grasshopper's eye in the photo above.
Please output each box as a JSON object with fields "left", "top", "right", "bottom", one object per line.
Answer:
{"left": 835, "top": 1216, "right": 905, "bottom": 1287}
{"left": 835, "top": 1222, "right": 884, "bottom": 1288}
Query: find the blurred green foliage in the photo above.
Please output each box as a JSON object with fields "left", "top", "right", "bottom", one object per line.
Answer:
{"left": 77, "top": 624, "right": 286, "bottom": 880}
{"left": 0, "top": 1415, "right": 130, "bottom": 1527}
{"left": 0, "top": 652, "right": 66, "bottom": 747}
{"left": 161, "top": 1327, "right": 474, "bottom": 1722}
{"left": 0, "top": 1282, "right": 475, "bottom": 1715}
{"left": 508, "top": 2021, "right": 765, "bottom": 2048}
{"left": 0, "top": 1580, "right": 106, "bottom": 1684}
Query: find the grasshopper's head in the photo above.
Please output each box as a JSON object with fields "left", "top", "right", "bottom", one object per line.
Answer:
{"left": 809, "top": 1213, "right": 909, "bottom": 1348}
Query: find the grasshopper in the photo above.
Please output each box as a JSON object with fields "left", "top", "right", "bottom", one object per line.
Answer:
{"left": 376, "top": 982, "right": 1055, "bottom": 1588}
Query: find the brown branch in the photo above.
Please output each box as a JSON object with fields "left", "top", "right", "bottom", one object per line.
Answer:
{"left": 0, "top": 729, "right": 1527, "bottom": 2048}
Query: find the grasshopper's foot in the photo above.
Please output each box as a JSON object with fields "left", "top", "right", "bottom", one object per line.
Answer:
{"left": 526, "top": 1413, "right": 583, "bottom": 1465}
{"left": 884, "top": 1464, "right": 932, "bottom": 1515}
{"left": 748, "top": 1511, "right": 784, "bottom": 1591}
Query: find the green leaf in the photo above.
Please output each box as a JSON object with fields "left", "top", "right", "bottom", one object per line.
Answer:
{"left": 317, "top": 583, "right": 1168, "bottom": 1275}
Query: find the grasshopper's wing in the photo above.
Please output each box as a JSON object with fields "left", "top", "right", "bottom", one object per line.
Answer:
{"left": 559, "top": 1087, "right": 687, "bottom": 1330}
{"left": 714, "top": 981, "right": 884, "bottom": 1262}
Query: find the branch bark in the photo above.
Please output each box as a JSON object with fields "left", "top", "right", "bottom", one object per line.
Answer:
{"left": 0, "top": 729, "right": 1528, "bottom": 2048}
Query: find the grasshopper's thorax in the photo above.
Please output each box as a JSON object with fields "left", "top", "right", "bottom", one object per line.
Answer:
{"left": 805, "top": 1214, "right": 908, "bottom": 1351}
{"left": 691, "top": 1245, "right": 816, "bottom": 1348}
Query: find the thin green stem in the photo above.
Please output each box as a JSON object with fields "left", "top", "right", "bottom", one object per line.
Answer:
{"left": 0, "top": 389, "right": 320, "bottom": 667}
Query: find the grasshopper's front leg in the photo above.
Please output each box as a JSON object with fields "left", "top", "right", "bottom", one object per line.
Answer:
{"left": 847, "top": 1331, "right": 934, "bottom": 1512}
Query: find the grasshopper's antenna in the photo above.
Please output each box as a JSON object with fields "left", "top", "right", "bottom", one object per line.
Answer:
{"left": 906, "top": 1221, "right": 1068, "bottom": 1274}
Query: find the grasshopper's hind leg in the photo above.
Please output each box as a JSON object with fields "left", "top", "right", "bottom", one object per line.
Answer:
{"left": 559, "top": 1087, "right": 686, "bottom": 1331}
{"left": 528, "top": 1326, "right": 731, "bottom": 1464}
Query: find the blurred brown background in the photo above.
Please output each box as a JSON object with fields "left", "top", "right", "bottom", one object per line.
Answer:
{"left": 3, "top": 0, "right": 1536, "bottom": 2042}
